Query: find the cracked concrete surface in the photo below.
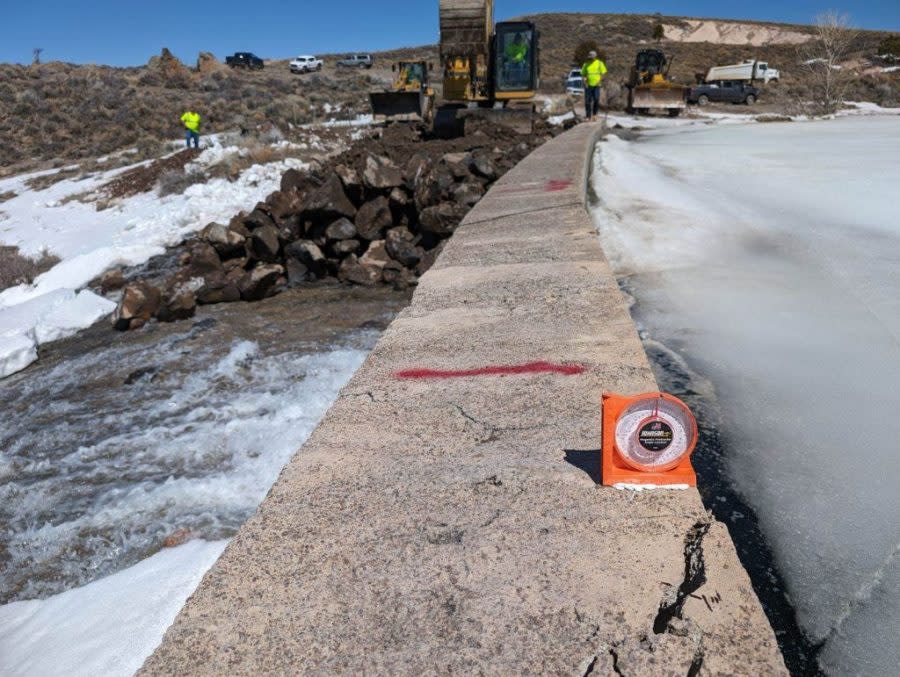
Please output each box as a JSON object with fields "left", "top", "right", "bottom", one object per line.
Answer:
{"left": 141, "top": 123, "right": 787, "bottom": 675}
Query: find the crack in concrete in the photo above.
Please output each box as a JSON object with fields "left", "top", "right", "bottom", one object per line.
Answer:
{"left": 653, "top": 520, "right": 712, "bottom": 635}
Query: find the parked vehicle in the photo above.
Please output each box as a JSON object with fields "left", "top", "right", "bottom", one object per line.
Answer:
{"left": 688, "top": 81, "right": 760, "bottom": 105}
{"left": 226, "top": 52, "right": 264, "bottom": 70}
{"left": 336, "top": 54, "right": 373, "bottom": 69}
{"left": 703, "top": 60, "right": 779, "bottom": 84}
{"left": 290, "top": 55, "right": 323, "bottom": 73}
{"left": 565, "top": 68, "right": 584, "bottom": 95}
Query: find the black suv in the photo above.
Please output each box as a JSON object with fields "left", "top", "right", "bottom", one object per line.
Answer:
{"left": 688, "top": 81, "right": 759, "bottom": 106}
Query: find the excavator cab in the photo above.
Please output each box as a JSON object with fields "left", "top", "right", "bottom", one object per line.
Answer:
{"left": 493, "top": 22, "right": 539, "bottom": 98}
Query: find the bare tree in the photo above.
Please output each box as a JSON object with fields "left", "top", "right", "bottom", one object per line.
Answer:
{"left": 799, "top": 11, "right": 859, "bottom": 115}
{"left": 32, "top": 47, "right": 43, "bottom": 65}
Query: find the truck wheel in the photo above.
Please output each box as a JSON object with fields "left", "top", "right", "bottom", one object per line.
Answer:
{"left": 668, "top": 109, "right": 682, "bottom": 118}
{"left": 697, "top": 94, "right": 709, "bottom": 106}
{"left": 745, "top": 94, "right": 757, "bottom": 105}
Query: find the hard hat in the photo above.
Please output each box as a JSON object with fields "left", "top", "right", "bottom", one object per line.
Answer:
{"left": 588, "top": 50, "right": 598, "bottom": 58}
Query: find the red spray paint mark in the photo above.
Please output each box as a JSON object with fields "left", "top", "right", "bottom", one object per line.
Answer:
{"left": 497, "top": 179, "right": 573, "bottom": 195}
{"left": 544, "top": 179, "right": 573, "bottom": 192}
{"left": 395, "top": 361, "right": 586, "bottom": 380}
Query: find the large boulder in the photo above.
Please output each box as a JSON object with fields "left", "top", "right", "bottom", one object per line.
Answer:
{"left": 325, "top": 217, "right": 357, "bottom": 241}
{"left": 385, "top": 229, "right": 423, "bottom": 268}
{"left": 201, "top": 222, "right": 245, "bottom": 258}
{"left": 247, "top": 225, "right": 281, "bottom": 262}
{"left": 359, "top": 240, "right": 392, "bottom": 270}
{"left": 284, "top": 240, "right": 327, "bottom": 277}
{"left": 403, "top": 151, "right": 431, "bottom": 188}
{"left": 187, "top": 243, "right": 223, "bottom": 275}
{"left": 338, "top": 255, "right": 381, "bottom": 286}
{"left": 196, "top": 271, "right": 241, "bottom": 305}
{"left": 355, "top": 196, "right": 393, "bottom": 240}
{"left": 414, "top": 164, "right": 455, "bottom": 212}
{"left": 418, "top": 202, "right": 465, "bottom": 236}
{"left": 112, "top": 282, "right": 162, "bottom": 331}
{"left": 157, "top": 285, "right": 198, "bottom": 323}
{"left": 266, "top": 190, "right": 303, "bottom": 231}
{"left": 238, "top": 264, "right": 284, "bottom": 301}
{"left": 301, "top": 173, "right": 357, "bottom": 222}
{"left": 442, "top": 152, "right": 473, "bottom": 180}
{"left": 330, "top": 239, "right": 362, "bottom": 257}
{"left": 362, "top": 154, "right": 403, "bottom": 190}
{"left": 334, "top": 164, "right": 363, "bottom": 203}
{"left": 281, "top": 167, "right": 317, "bottom": 194}
{"left": 469, "top": 151, "right": 498, "bottom": 180}
{"left": 243, "top": 206, "right": 276, "bottom": 231}
{"left": 99, "top": 268, "right": 125, "bottom": 294}
{"left": 452, "top": 181, "right": 485, "bottom": 208}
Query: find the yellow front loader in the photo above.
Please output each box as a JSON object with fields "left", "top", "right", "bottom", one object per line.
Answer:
{"left": 369, "top": 61, "right": 436, "bottom": 124}
{"left": 626, "top": 49, "right": 687, "bottom": 117}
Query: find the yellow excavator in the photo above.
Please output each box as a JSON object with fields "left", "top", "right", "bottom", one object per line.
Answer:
{"left": 369, "top": 61, "right": 436, "bottom": 124}
{"left": 626, "top": 49, "right": 687, "bottom": 117}
{"left": 436, "top": 0, "right": 539, "bottom": 133}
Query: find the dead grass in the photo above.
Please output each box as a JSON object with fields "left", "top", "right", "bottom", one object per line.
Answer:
{"left": 0, "top": 246, "right": 61, "bottom": 291}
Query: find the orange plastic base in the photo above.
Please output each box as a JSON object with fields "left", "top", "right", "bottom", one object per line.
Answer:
{"left": 601, "top": 393, "right": 697, "bottom": 487}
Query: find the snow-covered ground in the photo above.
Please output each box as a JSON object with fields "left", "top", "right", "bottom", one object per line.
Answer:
{"left": 591, "top": 115, "right": 900, "bottom": 674}
{"left": 0, "top": 539, "right": 227, "bottom": 677}
{"left": 0, "top": 144, "right": 308, "bottom": 379}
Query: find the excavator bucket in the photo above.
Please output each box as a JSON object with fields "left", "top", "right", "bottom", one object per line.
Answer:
{"left": 458, "top": 106, "right": 534, "bottom": 135}
{"left": 370, "top": 91, "right": 433, "bottom": 123}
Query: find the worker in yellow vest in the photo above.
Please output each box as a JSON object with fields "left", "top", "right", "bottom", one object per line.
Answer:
{"left": 581, "top": 51, "right": 608, "bottom": 123}
{"left": 181, "top": 109, "right": 201, "bottom": 149}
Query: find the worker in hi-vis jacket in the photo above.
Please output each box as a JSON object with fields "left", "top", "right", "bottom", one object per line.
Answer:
{"left": 581, "top": 51, "right": 608, "bottom": 123}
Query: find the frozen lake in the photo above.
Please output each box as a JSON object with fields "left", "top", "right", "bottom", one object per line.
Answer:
{"left": 591, "top": 116, "right": 900, "bottom": 675}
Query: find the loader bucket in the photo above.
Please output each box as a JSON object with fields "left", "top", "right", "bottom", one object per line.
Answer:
{"left": 629, "top": 85, "right": 687, "bottom": 113}
{"left": 369, "top": 91, "right": 430, "bottom": 122}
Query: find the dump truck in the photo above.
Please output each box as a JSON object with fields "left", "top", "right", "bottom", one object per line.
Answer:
{"left": 437, "top": 0, "right": 540, "bottom": 133}
{"left": 369, "top": 61, "right": 436, "bottom": 124}
{"left": 626, "top": 49, "right": 687, "bottom": 117}
{"left": 703, "top": 60, "right": 780, "bottom": 84}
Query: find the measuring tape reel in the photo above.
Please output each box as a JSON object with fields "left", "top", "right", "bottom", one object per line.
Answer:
{"left": 601, "top": 392, "right": 698, "bottom": 487}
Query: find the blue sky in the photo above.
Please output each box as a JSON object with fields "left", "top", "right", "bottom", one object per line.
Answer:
{"left": 3, "top": 1, "right": 898, "bottom": 66}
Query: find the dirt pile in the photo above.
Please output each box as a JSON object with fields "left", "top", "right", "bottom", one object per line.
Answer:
{"left": 109, "top": 120, "right": 560, "bottom": 330}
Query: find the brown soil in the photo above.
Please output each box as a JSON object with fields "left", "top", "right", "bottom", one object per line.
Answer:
{"left": 97, "top": 148, "right": 201, "bottom": 199}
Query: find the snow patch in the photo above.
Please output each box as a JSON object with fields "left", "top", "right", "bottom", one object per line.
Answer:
{"left": 0, "top": 539, "right": 228, "bottom": 677}
{"left": 0, "top": 151, "right": 308, "bottom": 378}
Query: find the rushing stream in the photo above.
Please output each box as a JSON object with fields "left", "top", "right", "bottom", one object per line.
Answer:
{"left": 591, "top": 116, "right": 900, "bottom": 676}
{"left": 0, "top": 283, "right": 408, "bottom": 674}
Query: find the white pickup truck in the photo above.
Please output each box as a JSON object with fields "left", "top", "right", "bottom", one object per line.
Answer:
{"left": 290, "top": 55, "right": 323, "bottom": 74}
{"left": 705, "top": 60, "right": 780, "bottom": 84}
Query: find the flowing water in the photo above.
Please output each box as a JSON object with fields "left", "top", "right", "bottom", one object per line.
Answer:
{"left": 0, "top": 284, "right": 408, "bottom": 605}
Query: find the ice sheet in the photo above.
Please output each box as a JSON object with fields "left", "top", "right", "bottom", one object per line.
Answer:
{"left": 591, "top": 116, "right": 900, "bottom": 674}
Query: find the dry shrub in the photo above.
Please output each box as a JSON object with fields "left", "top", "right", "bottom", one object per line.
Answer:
{"left": 0, "top": 246, "right": 60, "bottom": 291}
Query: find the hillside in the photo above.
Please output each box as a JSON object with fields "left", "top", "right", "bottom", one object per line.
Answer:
{"left": 521, "top": 13, "right": 898, "bottom": 106}
{"left": 1, "top": 13, "right": 897, "bottom": 173}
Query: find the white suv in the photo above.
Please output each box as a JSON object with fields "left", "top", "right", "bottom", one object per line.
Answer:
{"left": 290, "top": 55, "right": 323, "bottom": 73}
{"left": 566, "top": 69, "right": 584, "bottom": 95}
